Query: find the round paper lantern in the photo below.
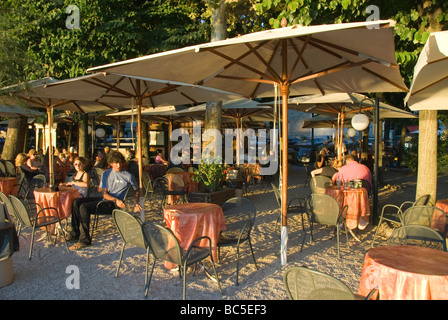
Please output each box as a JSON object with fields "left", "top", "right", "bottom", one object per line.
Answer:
{"left": 95, "top": 128, "right": 106, "bottom": 138}
{"left": 346, "top": 127, "right": 357, "bottom": 138}
{"left": 351, "top": 113, "right": 370, "bottom": 131}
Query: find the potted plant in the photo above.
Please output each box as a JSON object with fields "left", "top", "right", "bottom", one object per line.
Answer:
{"left": 189, "top": 157, "right": 235, "bottom": 206}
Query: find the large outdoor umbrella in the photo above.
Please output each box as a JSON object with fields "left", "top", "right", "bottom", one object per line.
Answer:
{"left": 87, "top": 20, "right": 407, "bottom": 264}
{"left": 177, "top": 99, "right": 274, "bottom": 164}
{"left": 404, "top": 31, "right": 448, "bottom": 110}
{"left": 0, "top": 105, "right": 45, "bottom": 118}
{"left": 41, "top": 72, "right": 241, "bottom": 221}
{"left": 1, "top": 77, "right": 126, "bottom": 187}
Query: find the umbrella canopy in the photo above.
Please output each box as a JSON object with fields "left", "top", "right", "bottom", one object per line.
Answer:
{"left": 40, "top": 72, "right": 241, "bottom": 220}
{"left": 405, "top": 31, "right": 448, "bottom": 110}
{"left": 0, "top": 105, "right": 44, "bottom": 118}
{"left": 87, "top": 20, "right": 408, "bottom": 264}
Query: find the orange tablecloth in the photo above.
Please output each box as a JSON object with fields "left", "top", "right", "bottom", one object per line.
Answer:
{"left": 0, "top": 177, "right": 18, "bottom": 196}
{"left": 34, "top": 186, "right": 81, "bottom": 220}
{"left": 163, "top": 203, "right": 226, "bottom": 269}
{"left": 358, "top": 245, "right": 448, "bottom": 300}
{"left": 325, "top": 186, "right": 370, "bottom": 230}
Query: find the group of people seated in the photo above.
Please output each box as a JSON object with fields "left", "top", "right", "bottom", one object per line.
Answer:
{"left": 311, "top": 147, "right": 372, "bottom": 191}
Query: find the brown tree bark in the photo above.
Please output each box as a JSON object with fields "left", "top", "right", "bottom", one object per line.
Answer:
{"left": 2, "top": 116, "right": 28, "bottom": 161}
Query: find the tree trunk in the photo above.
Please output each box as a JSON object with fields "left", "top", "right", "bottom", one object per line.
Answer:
{"left": 204, "top": 0, "right": 226, "bottom": 158}
{"left": 2, "top": 116, "right": 28, "bottom": 161}
{"left": 142, "top": 121, "right": 149, "bottom": 159}
{"left": 416, "top": 110, "right": 438, "bottom": 205}
{"left": 78, "top": 114, "right": 88, "bottom": 157}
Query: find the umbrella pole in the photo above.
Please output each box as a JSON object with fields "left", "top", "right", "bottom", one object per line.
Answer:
{"left": 136, "top": 96, "right": 145, "bottom": 221}
{"left": 280, "top": 83, "right": 289, "bottom": 266}
{"left": 48, "top": 106, "right": 54, "bottom": 187}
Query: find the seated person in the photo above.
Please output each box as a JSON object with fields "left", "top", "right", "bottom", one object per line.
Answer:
{"left": 67, "top": 150, "right": 141, "bottom": 250}
{"left": 26, "top": 149, "right": 41, "bottom": 171}
{"left": 311, "top": 159, "right": 342, "bottom": 180}
{"left": 314, "top": 148, "right": 328, "bottom": 169}
{"left": 15, "top": 153, "right": 39, "bottom": 180}
{"left": 155, "top": 149, "right": 168, "bottom": 165}
{"left": 332, "top": 154, "right": 372, "bottom": 189}
{"left": 62, "top": 156, "right": 90, "bottom": 198}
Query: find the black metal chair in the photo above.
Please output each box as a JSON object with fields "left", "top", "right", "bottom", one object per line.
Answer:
{"left": 218, "top": 197, "right": 258, "bottom": 285}
{"left": 141, "top": 220, "right": 222, "bottom": 300}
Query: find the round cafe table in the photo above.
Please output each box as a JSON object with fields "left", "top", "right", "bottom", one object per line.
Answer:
{"left": 358, "top": 245, "right": 448, "bottom": 300}
{"left": 325, "top": 186, "right": 370, "bottom": 230}
{"left": 34, "top": 186, "right": 81, "bottom": 220}
{"left": 163, "top": 202, "right": 226, "bottom": 269}
{"left": 0, "top": 177, "right": 18, "bottom": 196}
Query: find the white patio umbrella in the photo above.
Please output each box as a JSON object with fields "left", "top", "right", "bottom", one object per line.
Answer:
{"left": 87, "top": 20, "right": 408, "bottom": 264}
{"left": 41, "top": 72, "right": 241, "bottom": 221}
{"left": 0, "top": 105, "right": 45, "bottom": 118}
{"left": 1, "top": 77, "right": 126, "bottom": 187}
{"left": 405, "top": 31, "right": 448, "bottom": 110}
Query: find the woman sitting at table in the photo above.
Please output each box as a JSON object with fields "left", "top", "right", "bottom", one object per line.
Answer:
{"left": 62, "top": 156, "right": 90, "bottom": 197}
{"left": 311, "top": 159, "right": 342, "bottom": 180}
{"left": 26, "top": 149, "right": 41, "bottom": 171}
{"left": 155, "top": 149, "right": 168, "bottom": 165}
{"left": 15, "top": 153, "right": 39, "bottom": 181}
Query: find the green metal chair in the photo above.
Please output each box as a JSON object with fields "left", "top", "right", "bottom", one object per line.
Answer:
{"left": 387, "top": 225, "right": 446, "bottom": 251}
{"left": 372, "top": 194, "right": 431, "bottom": 247}
{"left": 272, "top": 183, "right": 307, "bottom": 248}
{"left": 401, "top": 205, "right": 448, "bottom": 243}
{"left": 141, "top": 220, "right": 223, "bottom": 300}
{"left": 310, "top": 175, "right": 332, "bottom": 194}
{"left": 112, "top": 209, "right": 151, "bottom": 289}
{"left": 141, "top": 170, "right": 154, "bottom": 202}
{"left": 305, "top": 193, "right": 349, "bottom": 259}
{"left": 218, "top": 197, "right": 258, "bottom": 285}
{"left": 0, "top": 191, "right": 20, "bottom": 232}
{"left": 283, "top": 266, "right": 356, "bottom": 300}
{"left": 9, "top": 195, "right": 69, "bottom": 260}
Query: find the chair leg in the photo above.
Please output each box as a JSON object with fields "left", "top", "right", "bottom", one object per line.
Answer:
{"left": 144, "top": 259, "right": 157, "bottom": 298}
{"left": 29, "top": 225, "right": 37, "bottom": 260}
{"left": 115, "top": 242, "right": 126, "bottom": 278}
{"left": 182, "top": 263, "right": 188, "bottom": 300}
{"left": 236, "top": 244, "right": 241, "bottom": 286}
{"left": 371, "top": 215, "right": 384, "bottom": 248}
{"left": 248, "top": 239, "right": 258, "bottom": 269}
{"left": 209, "top": 255, "right": 223, "bottom": 296}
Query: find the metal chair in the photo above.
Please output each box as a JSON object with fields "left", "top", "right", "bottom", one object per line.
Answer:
{"left": 305, "top": 194, "right": 349, "bottom": 258}
{"left": 387, "top": 225, "right": 447, "bottom": 251}
{"left": 0, "top": 161, "right": 7, "bottom": 177}
{"left": 166, "top": 167, "right": 184, "bottom": 173}
{"left": 90, "top": 186, "right": 133, "bottom": 240}
{"left": 283, "top": 266, "right": 378, "bottom": 300}
{"left": 141, "top": 170, "right": 154, "bottom": 202}
{"left": 372, "top": 194, "right": 431, "bottom": 247}
{"left": 9, "top": 195, "right": 69, "bottom": 260}
{"left": 23, "top": 174, "right": 46, "bottom": 200}
{"left": 310, "top": 175, "right": 332, "bottom": 194}
{"left": 141, "top": 220, "right": 223, "bottom": 300}
{"left": 158, "top": 174, "right": 188, "bottom": 212}
{"left": 272, "top": 183, "right": 307, "bottom": 247}
{"left": 0, "top": 191, "right": 20, "bottom": 232}
{"left": 4, "top": 161, "right": 16, "bottom": 177}
{"left": 218, "top": 197, "right": 258, "bottom": 285}
{"left": 112, "top": 209, "right": 151, "bottom": 288}
{"left": 401, "top": 205, "right": 448, "bottom": 240}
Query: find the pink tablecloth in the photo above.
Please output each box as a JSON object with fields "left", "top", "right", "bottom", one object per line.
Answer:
{"left": 0, "top": 177, "right": 18, "bottom": 196}
{"left": 163, "top": 203, "right": 226, "bottom": 269}
{"left": 325, "top": 186, "right": 370, "bottom": 230}
{"left": 358, "top": 245, "right": 448, "bottom": 300}
{"left": 34, "top": 186, "right": 81, "bottom": 220}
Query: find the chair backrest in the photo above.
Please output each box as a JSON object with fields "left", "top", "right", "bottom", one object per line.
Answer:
{"left": 0, "top": 191, "right": 17, "bottom": 220}
{"left": 414, "top": 194, "right": 432, "bottom": 206}
{"left": 283, "top": 266, "right": 355, "bottom": 300}
{"left": 402, "top": 205, "right": 448, "bottom": 234}
{"left": 271, "top": 184, "right": 281, "bottom": 208}
{"left": 309, "top": 193, "right": 344, "bottom": 225}
{"left": 0, "top": 161, "right": 6, "bottom": 177}
{"left": 221, "top": 197, "right": 257, "bottom": 241}
{"left": 141, "top": 221, "right": 182, "bottom": 265}
{"left": 112, "top": 209, "right": 146, "bottom": 249}
{"left": 141, "top": 171, "right": 153, "bottom": 193}
{"left": 4, "top": 161, "right": 16, "bottom": 177}
{"left": 165, "top": 174, "right": 185, "bottom": 191}
{"left": 9, "top": 195, "right": 33, "bottom": 227}
{"left": 25, "top": 174, "right": 47, "bottom": 198}
{"left": 387, "top": 225, "right": 446, "bottom": 251}
{"left": 166, "top": 167, "right": 184, "bottom": 173}
{"left": 150, "top": 164, "right": 166, "bottom": 180}
{"left": 310, "top": 176, "right": 332, "bottom": 194}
